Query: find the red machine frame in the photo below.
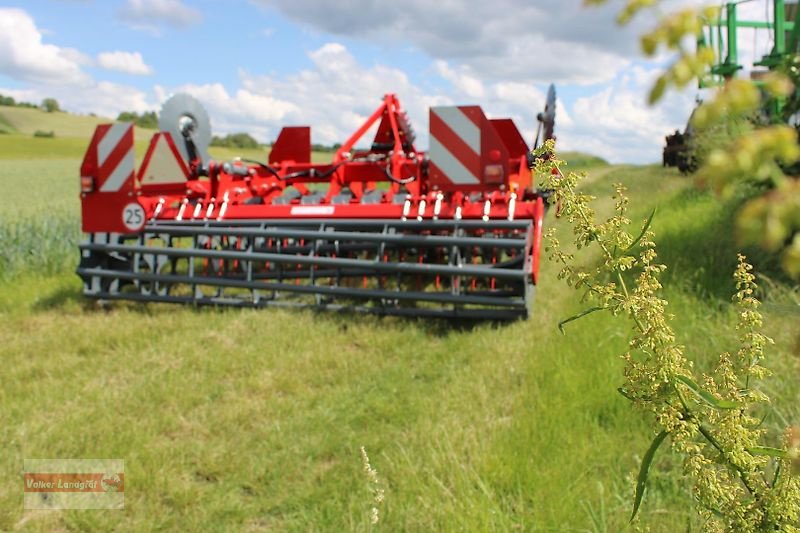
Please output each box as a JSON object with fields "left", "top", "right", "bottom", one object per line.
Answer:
{"left": 78, "top": 93, "right": 548, "bottom": 318}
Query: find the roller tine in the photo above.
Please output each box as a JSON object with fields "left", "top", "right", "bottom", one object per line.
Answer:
{"left": 491, "top": 247, "right": 497, "bottom": 290}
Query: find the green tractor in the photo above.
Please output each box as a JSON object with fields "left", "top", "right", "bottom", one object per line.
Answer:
{"left": 663, "top": 0, "right": 800, "bottom": 172}
{"left": 662, "top": 105, "right": 698, "bottom": 173}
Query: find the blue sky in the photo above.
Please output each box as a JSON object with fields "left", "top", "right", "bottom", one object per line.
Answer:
{"left": 0, "top": 0, "right": 776, "bottom": 162}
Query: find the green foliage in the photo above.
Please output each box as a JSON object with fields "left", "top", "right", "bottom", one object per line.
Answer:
{"left": 687, "top": 111, "right": 754, "bottom": 173}
{"left": 116, "top": 110, "right": 158, "bottom": 129}
{"left": 635, "top": 6, "right": 719, "bottom": 103}
{"left": 0, "top": 93, "right": 38, "bottom": 109}
{"left": 0, "top": 212, "right": 79, "bottom": 280}
{"left": 311, "top": 142, "right": 342, "bottom": 153}
{"left": 538, "top": 140, "right": 800, "bottom": 530}
{"left": 210, "top": 132, "right": 261, "bottom": 149}
{"left": 32, "top": 130, "right": 55, "bottom": 138}
{"left": 614, "top": 0, "right": 800, "bottom": 280}
{"left": 41, "top": 98, "right": 61, "bottom": 113}
{"left": 736, "top": 180, "right": 800, "bottom": 278}
{"left": 632, "top": 429, "right": 669, "bottom": 521}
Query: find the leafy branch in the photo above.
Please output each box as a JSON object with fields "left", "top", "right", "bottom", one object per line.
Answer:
{"left": 536, "top": 142, "right": 800, "bottom": 529}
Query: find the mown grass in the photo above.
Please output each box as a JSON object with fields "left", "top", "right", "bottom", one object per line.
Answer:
{"left": 0, "top": 137, "right": 798, "bottom": 530}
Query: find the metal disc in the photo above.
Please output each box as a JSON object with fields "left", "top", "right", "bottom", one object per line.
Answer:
{"left": 538, "top": 84, "right": 556, "bottom": 124}
{"left": 158, "top": 93, "right": 212, "bottom": 167}
{"left": 535, "top": 84, "right": 556, "bottom": 143}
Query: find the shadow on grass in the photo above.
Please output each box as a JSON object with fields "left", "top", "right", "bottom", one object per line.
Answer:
{"left": 32, "top": 283, "right": 513, "bottom": 333}
{"left": 312, "top": 307, "right": 512, "bottom": 337}
{"left": 32, "top": 284, "right": 86, "bottom": 311}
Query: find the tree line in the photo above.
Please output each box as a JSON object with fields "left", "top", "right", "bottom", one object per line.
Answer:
{"left": 0, "top": 94, "right": 61, "bottom": 113}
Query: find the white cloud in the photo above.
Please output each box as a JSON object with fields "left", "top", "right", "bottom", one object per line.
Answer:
{"left": 434, "top": 61, "right": 486, "bottom": 99}
{"left": 251, "top": 0, "right": 638, "bottom": 86}
{"left": 156, "top": 43, "right": 452, "bottom": 145}
{"left": 0, "top": 8, "right": 88, "bottom": 84}
{"left": 0, "top": 5, "right": 711, "bottom": 165}
{"left": 119, "top": 0, "right": 202, "bottom": 33}
{"left": 557, "top": 66, "right": 698, "bottom": 163}
{"left": 97, "top": 51, "right": 154, "bottom": 76}
{"left": 152, "top": 41, "right": 682, "bottom": 163}
{"left": 0, "top": 9, "right": 152, "bottom": 117}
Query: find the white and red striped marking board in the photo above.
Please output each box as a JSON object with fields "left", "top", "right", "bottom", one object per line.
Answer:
{"left": 428, "top": 105, "right": 509, "bottom": 190}
{"left": 80, "top": 123, "right": 145, "bottom": 233}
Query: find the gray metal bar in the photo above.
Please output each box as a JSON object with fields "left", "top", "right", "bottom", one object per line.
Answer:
{"left": 79, "top": 243, "right": 530, "bottom": 280}
{"left": 77, "top": 267, "right": 527, "bottom": 308}
{"left": 86, "top": 290, "right": 528, "bottom": 320}
{"left": 141, "top": 226, "right": 528, "bottom": 249}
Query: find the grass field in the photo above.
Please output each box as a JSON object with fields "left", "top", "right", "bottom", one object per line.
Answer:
{"left": 0, "top": 118, "right": 798, "bottom": 531}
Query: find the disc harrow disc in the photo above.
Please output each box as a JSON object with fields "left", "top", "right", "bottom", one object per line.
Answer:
{"left": 158, "top": 93, "right": 212, "bottom": 167}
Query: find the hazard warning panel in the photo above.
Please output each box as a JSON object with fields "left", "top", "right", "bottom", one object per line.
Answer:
{"left": 428, "top": 105, "right": 509, "bottom": 191}
{"left": 80, "top": 122, "right": 143, "bottom": 233}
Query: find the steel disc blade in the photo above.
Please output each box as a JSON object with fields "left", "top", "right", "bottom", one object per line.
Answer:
{"left": 159, "top": 93, "right": 212, "bottom": 167}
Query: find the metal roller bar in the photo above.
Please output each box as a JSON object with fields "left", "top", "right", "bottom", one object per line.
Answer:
{"left": 86, "top": 291, "right": 529, "bottom": 320}
{"left": 136, "top": 226, "right": 529, "bottom": 249}
{"left": 79, "top": 243, "right": 531, "bottom": 280}
{"left": 77, "top": 268, "right": 527, "bottom": 308}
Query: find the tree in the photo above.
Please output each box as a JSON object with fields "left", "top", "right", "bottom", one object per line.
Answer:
{"left": 41, "top": 98, "right": 60, "bottom": 113}
{"left": 210, "top": 133, "right": 260, "bottom": 149}
{"left": 116, "top": 110, "right": 158, "bottom": 129}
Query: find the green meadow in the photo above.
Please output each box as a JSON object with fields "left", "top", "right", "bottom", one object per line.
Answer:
{"left": 0, "top": 108, "right": 797, "bottom": 531}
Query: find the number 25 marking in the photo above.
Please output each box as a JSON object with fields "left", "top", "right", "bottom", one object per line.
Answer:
{"left": 122, "top": 203, "right": 145, "bottom": 231}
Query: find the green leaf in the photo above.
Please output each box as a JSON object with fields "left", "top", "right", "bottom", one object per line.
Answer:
{"left": 557, "top": 306, "right": 605, "bottom": 334}
{"left": 675, "top": 375, "right": 741, "bottom": 409}
{"left": 617, "top": 387, "right": 635, "bottom": 401}
{"left": 747, "top": 446, "right": 788, "bottom": 458}
{"left": 631, "top": 430, "right": 669, "bottom": 523}
{"left": 623, "top": 207, "right": 656, "bottom": 253}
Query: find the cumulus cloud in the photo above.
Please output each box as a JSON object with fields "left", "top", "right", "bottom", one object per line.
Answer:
{"left": 119, "top": 0, "right": 202, "bottom": 33}
{"left": 251, "top": 0, "right": 642, "bottom": 85}
{"left": 0, "top": 8, "right": 89, "bottom": 84}
{"left": 97, "top": 51, "right": 154, "bottom": 76}
{"left": 154, "top": 41, "right": 688, "bottom": 163}
{"left": 0, "top": 9, "right": 152, "bottom": 117}
{"left": 154, "top": 43, "right": 452, "bottom": 145}
{"left": 0, "top": 4, "right": 713, "bottom": 164}
{"left": 557, "top": 66, "right": 698, "bottom": 163}
{"left": 434, "top": 61, "right": 486, "bottom": 99}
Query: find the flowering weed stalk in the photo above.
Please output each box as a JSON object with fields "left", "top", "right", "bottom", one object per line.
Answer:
{"left": 360, "top": 446, "right": 385, "bottom": 526}
{"left": 537, "top": 140, "right": 799, "bottom": 530}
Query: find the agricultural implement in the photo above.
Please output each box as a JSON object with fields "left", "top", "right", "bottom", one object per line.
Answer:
{"left": 77, "top": 87, "right": 556, "bottom": 319}
{"left": 662, "top": 105, "right": 698, "bottom": 174}
{"left": 664, "top": 0, "right": 800, "bottom": 169}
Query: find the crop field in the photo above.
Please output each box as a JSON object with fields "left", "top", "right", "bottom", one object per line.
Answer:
{"left": 0, "top": 112, "right": 798, "bottom": 531}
